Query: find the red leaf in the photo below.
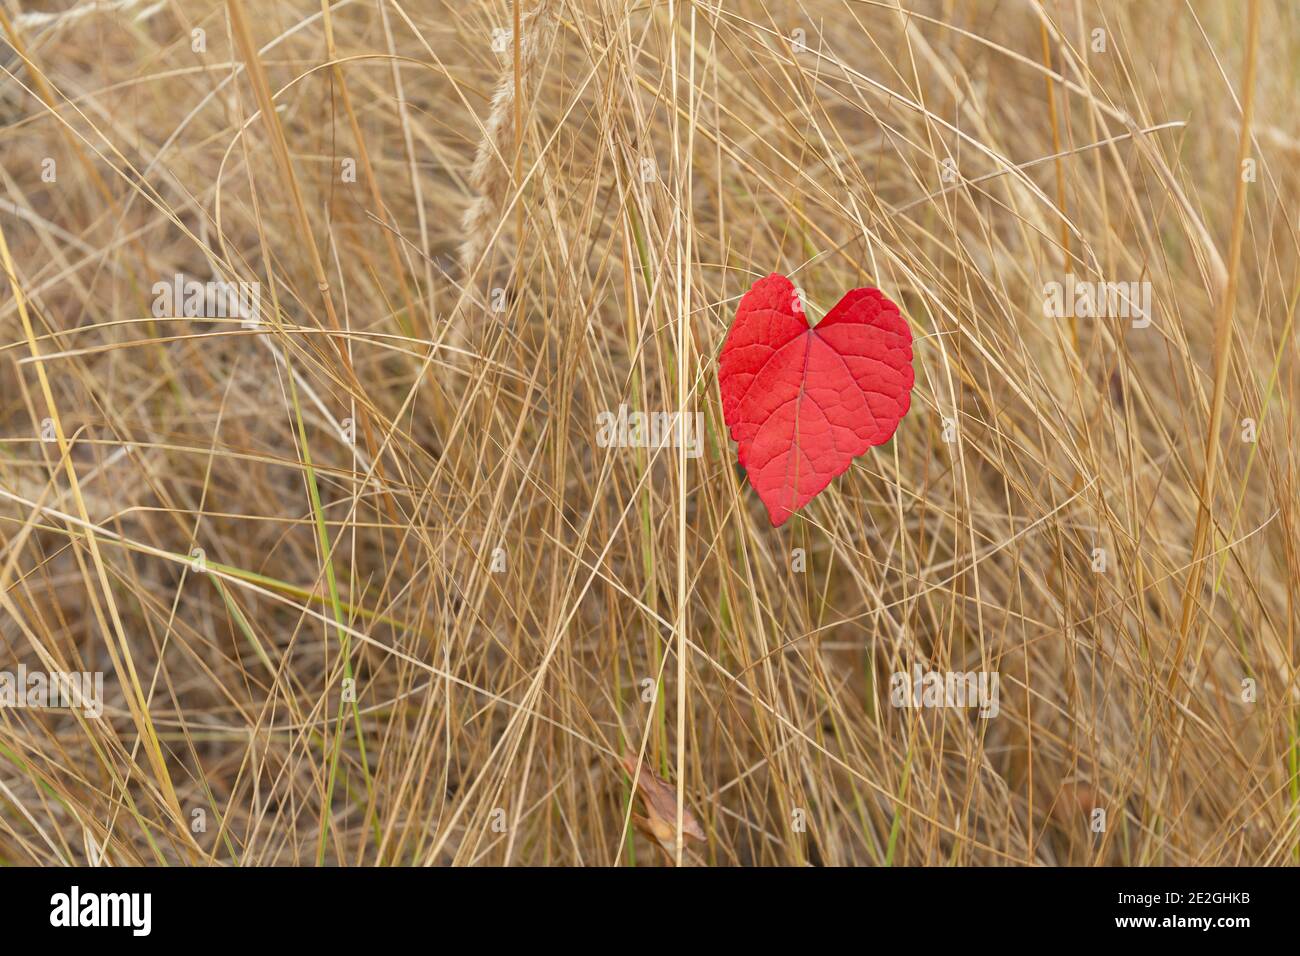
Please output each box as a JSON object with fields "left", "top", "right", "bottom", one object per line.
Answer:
{"left": 718, "top": 273, "right": 914, "bottom": 526}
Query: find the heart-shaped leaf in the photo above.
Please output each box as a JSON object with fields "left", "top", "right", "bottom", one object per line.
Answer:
{"left": 718, "top": 273, "right": 914, "bottom": 526}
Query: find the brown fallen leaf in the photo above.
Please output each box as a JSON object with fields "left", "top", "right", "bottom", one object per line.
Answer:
{"left": 621, "top": 754, "right": 705, "bottom": 861}
{"left": 1052, "top": 780, "right": 1103, "bottom": 828}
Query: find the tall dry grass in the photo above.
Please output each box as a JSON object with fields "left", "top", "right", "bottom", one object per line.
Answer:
{"left": 0, "top": 0, "right": 1297, "bottom": 865}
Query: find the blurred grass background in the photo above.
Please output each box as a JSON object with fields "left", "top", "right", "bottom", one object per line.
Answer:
{"left": 0, "top": 0, "right": 1297, "bottom": 865}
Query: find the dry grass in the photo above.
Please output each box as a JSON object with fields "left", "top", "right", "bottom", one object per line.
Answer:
{"left": 0, "top": 0, "right": 1297, "bottom": 866}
